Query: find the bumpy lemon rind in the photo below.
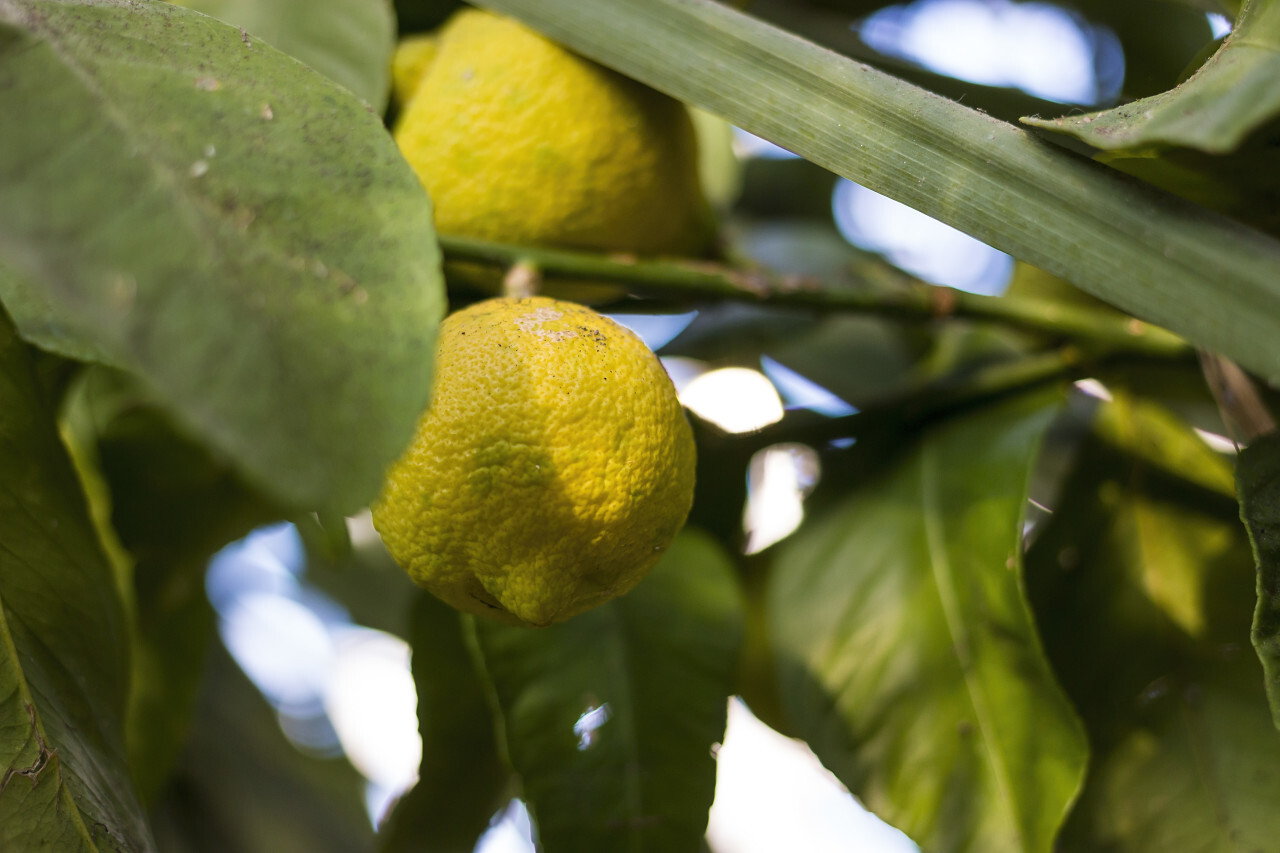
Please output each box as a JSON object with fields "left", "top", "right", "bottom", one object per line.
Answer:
{"left": 372, "top": 297, "right": 696, "bottom": 627}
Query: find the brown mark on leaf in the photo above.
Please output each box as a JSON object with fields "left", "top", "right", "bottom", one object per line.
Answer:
{"left": 194, "top": 76, "right": 220, "bottom": 91}
{"left": 0, "top": 704, "right": 61, "bottom": 795}
{"left": 929, "top": 286, "right": 958, "bottom": 317}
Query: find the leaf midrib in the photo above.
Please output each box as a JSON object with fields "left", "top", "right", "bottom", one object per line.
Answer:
{"left": 605, "top": 602, "right": 645, "bottom": 853}
{"left": 919, "top": 442, "right": 1027, "bottom": 852}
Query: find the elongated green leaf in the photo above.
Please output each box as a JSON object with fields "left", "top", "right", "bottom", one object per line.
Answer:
{"left": 477, "top": 0, "right": 1280, "bottom": 385}
{"left": 378, "top": 593, "right": 510, "bottom": 853}
{"left": 71, "top": 373, "right": 283, "bottom": 802}
{"left": 1235, "top": 430, "right": 1280, "bottom": 731}
{"left": 175, "top": 0, "right": 395, "bottom": 110}
{"left": 0, "top": 311, "right": 153, "bottom": 851}
{"left": 0, "top": 0, "right": 444, "bottom": 513}
{"left": 1025, "top": 0, "right": 1280, "bottom": 153}
{"left": 469, "top": 530, "right": 744, "bottom": 853}
{"left": 1026, "top": 394, "right": 1280, "bottom": 851}
{"left": 769, "top": 389, "right": 1086, "bottom": 853}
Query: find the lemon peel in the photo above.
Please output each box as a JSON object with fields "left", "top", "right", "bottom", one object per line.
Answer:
{"left": 372, "top": 297, "right": 697, "bottom": 627}
{"left": 392, "top": 8, "right": 714, "bottom": 301}
{"left": 390, "top": 32, "right": 437, "bottom": 108}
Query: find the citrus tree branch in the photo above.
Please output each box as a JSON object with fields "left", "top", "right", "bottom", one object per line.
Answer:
{"left": 439, "top": 235, "right": 1192, "bottom": 360}
{"left": 738, "top": 346, "right": 1087, "bottom": 452}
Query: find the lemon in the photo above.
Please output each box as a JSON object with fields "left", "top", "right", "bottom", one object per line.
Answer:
{"left": 390, "top": 32, "right": 437, "bottom": 108}
{"left": 372, "top": 297, "right": 697, "bottom": 627}
{"left": 392, "top": 9, "right": 714, "bottom": 271}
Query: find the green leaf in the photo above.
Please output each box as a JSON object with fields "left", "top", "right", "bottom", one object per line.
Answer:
{"left": 393, "top": 0, "right": 462, "bottom": 34}
{"left": 0, "top": 311, "right": 153, "bottom": 850}
{"left": 1064, "top": 0, "right": 1214, "bottom": 99}
{"left": 1025, "top": 0, "right": 1280, "bottom": 154}
{"left": 769, "top": 388, "right": 1087, "bottom": 853}
{"left": 1026, "top": 394, "right": 1280, "bottom": 851}
{"left": 1235, "top": 430, "right": 1280, "bottom": 731}
{"left": 0, "top": 0, "right": 444, "bottom": 513}
{"left": 469, "top": 529, "right": 745, "bottom": 852}
{"left": 66, "top": 371, "right": 283, "bottom": 802}
{"left": 476, "top": 0, "right": 1280, "bottom": 385}
{"left": 378, "top": 593, "right": 510, "bottom": 853}
{"left": 174, "top": 0, "right": 395, "bottom": 110}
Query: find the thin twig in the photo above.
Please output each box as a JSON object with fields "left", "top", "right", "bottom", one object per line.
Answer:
{"left": 439, "top": 235, "right": 1192, "bottom": 360}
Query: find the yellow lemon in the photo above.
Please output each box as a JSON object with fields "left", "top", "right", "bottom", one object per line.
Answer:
{"left": 392, "top": 9, "right": 714, "bottom": 267}
{"left": 390, "top": 32, "right": 437, "bottom": 108}
{"left": 372, "top": 297, "right": 697, "bottom": 627}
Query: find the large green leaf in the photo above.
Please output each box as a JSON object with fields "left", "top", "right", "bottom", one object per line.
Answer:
{"left": 0, "top": 0, "right": 444, "bottom": 513}
{"left": 1025, "top": 0, "right": 1280, "bottom": 153}
{"left": 1026, "top": 394, "right": 1280, "bottom": 851}
{"left": 378, "top": 593, "right": 510, "bottom": 853}
{"left": 0, "top": 311, "right": 153, "bottom": 851}
{"left": 174, "top": 0, "right": 395, "bottom": 110}
{"left": 66, "top": 370, "right": 283, "bottom": 802}
{"left": 769, "top": 388, "right": 1086, "bottom": 853}
{"left": 469, "top": 529, "right": 745, "bottom": 852}
{"left": 1235, "top": 430, "right": 1280, "bottom": 731}
{"left": 477, "top": 0, "right": 1280, "bottom": 385}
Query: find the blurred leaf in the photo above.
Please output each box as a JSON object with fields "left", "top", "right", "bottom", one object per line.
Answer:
{"left": 175, "top": 0, "right": 395, "bottom": 110}
{"left": 1003, "top": 262, "right": 1109, "bottom": 311}
{"left": 1235, "top": 430, "right": 1280, "bottom": 731}
{"left": 0, "top": 0, "right": 444, "bottom": 513}
{"left": 1026, "top": 394, "right": 1280, "bottom": 851}
{"left": 1063, "top": 0, "right": 1213, "bottom": 99}
{"left": 690, "top": 107, "right": 742, "bottom": 211}
{"left": 378, "top": 593, "right": 510, "bottom": 853}
{"left": 769, "top": 388, "right": 1086, "bottom": 853}
{"left": 67, "top": 370, "right": 283, "bottom": 802}
{"left": 478, "top": 0, "right": 1280, "bottom": 387}
{"left": 469, "top": 529, "right": 745, "bottom": 852}
{"left": 393, "top": 0, "right": 462, "bottom": 34}
{"left": 0, "top": 312, "right": 154, "bottom": 850}
{"left": 1025, "top": 0, "right": 1280, "bottom": 153}
{"left": 1094, "top": 126, "right": 1280, "bottom": 236}
{"left": 763, "top": 314, "right": 920, "bottom": 406}
{"left": 149, "top": 643, "right": 373, "bottom": 853}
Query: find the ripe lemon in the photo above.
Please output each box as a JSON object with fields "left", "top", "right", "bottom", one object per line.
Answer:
{"left": 372, "top": 297, "right": 697, "bottom": 627}
{"left": 392, "top": 9, "right": 714, "bottom": 275}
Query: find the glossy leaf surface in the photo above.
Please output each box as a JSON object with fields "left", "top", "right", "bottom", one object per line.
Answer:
{"left": 470, "top": 530, "right": 744, "bottom": 852}
{"left": 378, "top": 593, "right": 510, "bottom": 853}
{"left": 1027, "top": 394, "right": 1280, "bottom": 851}
{"left": 770, "top": 389, "right": 1086, "bottom": 852}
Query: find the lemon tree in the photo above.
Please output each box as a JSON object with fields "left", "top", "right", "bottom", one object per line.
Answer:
{"left": 5, "top": 1, "right": 1280, "bottom": 852}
